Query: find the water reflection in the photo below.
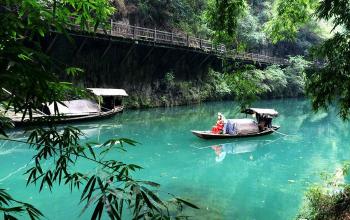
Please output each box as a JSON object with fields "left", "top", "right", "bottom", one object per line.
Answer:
{"left": 211, "top": 141, "right": 259, "bottom": 162}
{"left": 73, "top": 123, "right": 122, "bottom": 141}
{"left": 205, "top": 136, "right": 289, "bottom": 163}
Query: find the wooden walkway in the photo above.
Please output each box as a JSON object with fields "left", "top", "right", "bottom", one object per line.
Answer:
{"left": 92, "top": 21, "right": 288, "bottom": 66}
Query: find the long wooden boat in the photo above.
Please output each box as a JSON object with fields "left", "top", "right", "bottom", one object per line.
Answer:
{"left": 12, "top": 106, "right": 124, "bottom": 127}
{"left": 191, "top": 125, "right": 280, "bottom": 139}
{"left": 6, "top": 88, "right": 128, "bottom": 127}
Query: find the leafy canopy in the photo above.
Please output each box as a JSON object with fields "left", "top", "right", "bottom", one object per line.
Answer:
{"left": 264, "top": 0, "right": 350, "bottom": 119}
{"left": 205, "top": 0, "right": 247, "bottom": 44}
{"left": 265, "top": 0, "right": 318, "bottom": 43}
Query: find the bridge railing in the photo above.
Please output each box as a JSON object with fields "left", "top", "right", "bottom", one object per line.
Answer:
{"left": 98, "top": 21, "right": 289, "bottom": 66}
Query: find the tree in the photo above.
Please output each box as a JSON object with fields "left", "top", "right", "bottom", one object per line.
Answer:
{"left": 0, "top": 0, "right": 198, "bottom": 219}
{"left": 306, "top": 0, "right": 350, "bottom": 119}
{"left": 264, "top": 0, "right": 317, "bottom": 43}
{"left": 205, "top": 0, "right": 247, "bottom": 44}
{"left": 264, "top": 0, "right": 350, "bottom": 119}
{"left": 264, "top": 1, "right": 350, "bottom": 218}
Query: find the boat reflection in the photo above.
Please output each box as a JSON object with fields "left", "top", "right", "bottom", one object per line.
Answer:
{"left": 210, "top": 141, "right": 259, "bottom": 162}
{"left": 73, "top": 123, "right": 122, "bottom": 141}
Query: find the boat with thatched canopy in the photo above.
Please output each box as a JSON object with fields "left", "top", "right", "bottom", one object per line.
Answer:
{"left": 6, "top": 88, "right": 128, "bottom": 126}
{"left": 191, "top": 108, "right": 280, "bottom": 139}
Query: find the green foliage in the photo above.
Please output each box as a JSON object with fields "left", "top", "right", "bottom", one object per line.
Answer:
{"left": 222, "top": 66, "right": 265, "bottom": 108}
{"left": 264, "top": 0, "right": 317, "bottom": 43}
{"left": 297, "top": 164, "right": 350, "bottom": 220}
{"left": 0, "top": 0, "right": 114, "bottom": 120}
{"left": 284, "top": 55, "right": 310, "bottom": 97}
{"left": 236, "top": 6, "right": 267, "bottom": 50}
{"left": 126, "top": 0, "right": 208, "bottom": 36}
{"left": 264, "top": 0, "right": 350, "bottom": 119}
{"left": 306, "top": 32, "right": 350, "bottom": 119}
{"left": 297, "top": 186, "right": 350, "bottom": 220}
{"left": 205, "top": 0, "right": 247, "bottom": 44}
{"left": 316, "top": 0, "right": 350, "bottom": 30}
{"left": 263, "top": 65, "right": 288, "bottom": 94}
{"left": 0, "top": 189, "right": 43, "bottom": 220}
{"left": 125, "top": 56, "right": 310, "bottom": 109}
{"left": 223, "top": 56, "right": 309, "bottom": 105}
{"left": 163, "top": 71, "right": 175, "bottom": 89}
{"left": 207, "top": 69, "right": 231, "bottom": 96}
{"left": 305, "top": 0, "right": 350, "bottom": 119}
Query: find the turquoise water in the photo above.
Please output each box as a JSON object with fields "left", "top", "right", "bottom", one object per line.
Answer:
{"left": 1, "top": 98, "right": 350, "bottom": 219}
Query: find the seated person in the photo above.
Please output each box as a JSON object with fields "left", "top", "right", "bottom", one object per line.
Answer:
{"left": 258, "top": 117, "right": 267, "bottom": 131}
{"left": 212, "top": 112, "right": 225, "bottom": 134}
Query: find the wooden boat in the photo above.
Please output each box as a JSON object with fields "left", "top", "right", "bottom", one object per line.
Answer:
{"left": 8, "top": 88, "right": 128, "bottom": 127}
{"left": 12, "top": 106, "right": 124, "bottom": 127}
{"left": 192, "top": 125, "right": 280, "bottom": 139}
{"left": 192, "top": 108, "right": 280, "bottom": 139}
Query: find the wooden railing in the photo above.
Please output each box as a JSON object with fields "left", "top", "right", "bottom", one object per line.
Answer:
{"left": 81, "top": 21, "right": 287, "bottom": 66}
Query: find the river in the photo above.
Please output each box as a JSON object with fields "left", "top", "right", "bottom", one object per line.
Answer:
{"left": 1, "top": 98, "right": 349, "bottom": 219}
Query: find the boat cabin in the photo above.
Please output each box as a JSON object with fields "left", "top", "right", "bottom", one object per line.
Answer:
{"left": 87, "top": 88, "right": 128, "bottom": 112}
{"left": 4, "top": 87, "right": 128, "bottom": 126}
{"left": 242, "top": 108, "right": 278, "bottom": 131}
{"left": 43, "top": 88, "right": 128, "bottom": 116}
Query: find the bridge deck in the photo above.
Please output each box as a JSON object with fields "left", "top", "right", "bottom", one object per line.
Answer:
{"left": 90, "top": 22, "right": 288, "bottom": 66}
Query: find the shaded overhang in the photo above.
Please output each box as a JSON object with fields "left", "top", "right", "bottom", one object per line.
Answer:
{"left": 88, "top": 88, "right": 128, "bottom": 97}
{"left": 243, "top": 108, "right": 279, "bottom": 117}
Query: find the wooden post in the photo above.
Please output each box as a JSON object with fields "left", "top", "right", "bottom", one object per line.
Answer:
{"left": 45, "top": 35, "right": 58, "bottom": 53}
{"left": 187, "top": 34, "right": 189, "bottom": 47}
{"left": 154, "top": 27, "right": 156, "bottom": 42}
{"left": 140, "top": 47, "right": 154, "bottom": 66}
{"left": 74, "top": 38, "right": 87, "bottom": 57}
{"left": 110, "top": 19, "right": 113, "bottom": 35}
{"left": 133, "top": 26, "right": 135, "bottom": 39}
{"left": 101, "top": 41, "right": 112, "bottom": 58}
{"left": 199, "top": 38, "right": 202, "bottom": 49}
{"left": 120, "top": 44, "right": 136, "bottom": 65}
{"left": 199, "top": 54, "right": 211, "bottom": 68}
{"left": 171, "top": 32, "right": 174, "bottom": 44}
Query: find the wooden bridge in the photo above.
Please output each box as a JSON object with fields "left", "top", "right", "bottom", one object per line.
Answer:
{"left": 78, "top": 21, "right": 289, "bottom": 66}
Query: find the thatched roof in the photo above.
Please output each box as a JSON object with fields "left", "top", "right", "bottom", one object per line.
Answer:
{"left": 88, "top": 88, "right": 128, "bottom": 97}
{"left": 243, "top": 108, "right": 279, "bottom": 117}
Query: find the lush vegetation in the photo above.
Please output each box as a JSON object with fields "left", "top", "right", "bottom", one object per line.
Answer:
{"left": 114, "top": 0, "right": 325, "bottom": 56}
{"left": 124, "top": 56, "right": 310, "bottom": 108}
{"left": 1, "top": 0, "right": 350, "bottom": 219}
{"left": 112, "top": 0, "right": 325, "bottom": 109}
{"left": 264, "top": 0, "right": 350, "bottom": 218}
{"left": 297, "top": 164, "right": 350, "bottom": 220}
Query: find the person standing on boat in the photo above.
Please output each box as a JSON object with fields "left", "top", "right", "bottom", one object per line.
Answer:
{"left": 212, "top": 112, "right": 225, "bottom": 134}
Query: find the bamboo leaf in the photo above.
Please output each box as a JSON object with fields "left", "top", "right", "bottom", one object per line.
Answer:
{"left": 91, "top": 199, "right": 104, "bottom": 220}
{"left": 175, "top": 198, "right": 200, "bottom": 209}
{"left": 81, "top": 175, "right": 95, "bottom": 201}
{"left": 140, "top": 191, "right": 158, "bottom": 212}
{"left": 141, "top": 187, "right": 165, "bottom": 208}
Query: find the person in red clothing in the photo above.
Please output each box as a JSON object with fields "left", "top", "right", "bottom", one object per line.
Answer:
{"left": 211, "top": 112, "right": 224, "bottom": 134}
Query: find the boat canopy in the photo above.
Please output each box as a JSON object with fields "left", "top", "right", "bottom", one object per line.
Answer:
{"left": 47, "top": 99, "right": 100, "bottom": 116}
{"left": 225, "top": 119, "right": 259, "bottom": 135}
{"left": 88, "top": 88, "right": 128, "bottom": 97}
{"left": 243, "top": 108, "right": 278, "bottom": 117}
